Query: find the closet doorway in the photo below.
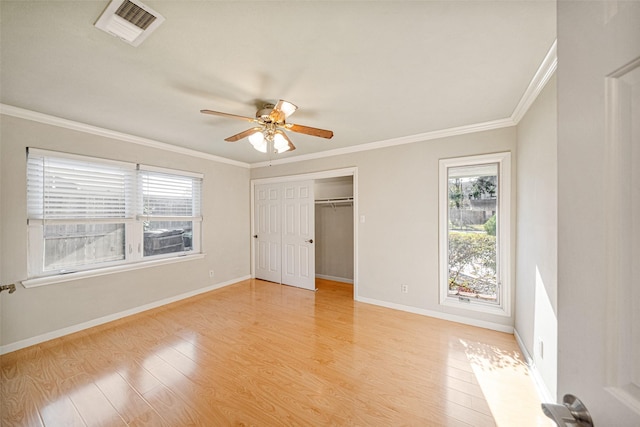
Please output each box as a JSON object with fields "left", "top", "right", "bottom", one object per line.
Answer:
{"left": 314, "top": 177, "right": 354, "bottom": 288}
{"left": 251, "top": 168, "right": 357, "bottom": 296}
{"left": 254, "top": 180, "right": 316, "bottom": 291}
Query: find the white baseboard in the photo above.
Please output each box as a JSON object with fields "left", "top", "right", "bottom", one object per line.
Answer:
{"left": 0, "top": 275, "right": 251, "bottom": 355}
{"left": 355, "top": 295, "right": 514, "bottom": 334}
{"left": 315, "top": 274, "right": 353, "bottom": 284}
{"left": 514, "top": 328, "right": 533, "bottom": 365}
{"left": 514, "top": 328, "right": 555, "bottom": 403}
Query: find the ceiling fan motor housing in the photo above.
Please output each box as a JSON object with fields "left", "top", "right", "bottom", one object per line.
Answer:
{"left": 257, "top": 104, "right": 277, "bottom": 123}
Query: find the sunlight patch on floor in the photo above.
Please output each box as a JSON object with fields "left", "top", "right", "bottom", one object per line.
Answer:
{"left": 461, "top": 339, "right": 554, "bottom": 427}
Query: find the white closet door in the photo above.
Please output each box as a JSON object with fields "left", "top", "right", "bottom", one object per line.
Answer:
{"left": 254, "top": 184, "right": 281, "bottom": 283}
{"left": 281, "top": 180, "right": 316, "bottom": 290}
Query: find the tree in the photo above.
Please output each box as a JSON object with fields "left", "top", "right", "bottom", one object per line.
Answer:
{"left": 449, "top": 179, "right": 465, "bottom": 228}
{"left": 469, "top": 176, "right": 496, "bottom": 199}
{"left": 448, "top": 179, "right": 464, "bottom": 209}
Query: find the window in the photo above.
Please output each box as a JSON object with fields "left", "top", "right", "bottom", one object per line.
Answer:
{"left": 439, "top": 152, "right": 511, "bottom": 315}
{"left": 138, "top": 166, "right": 201, "bottom": 257}
{"left": 26, "top": 148, "right": 202, "bottom": 280}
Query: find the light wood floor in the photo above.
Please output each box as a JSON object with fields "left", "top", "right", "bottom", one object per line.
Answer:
{"left": 1, "top": 278, "right": 551, "bottom": 426}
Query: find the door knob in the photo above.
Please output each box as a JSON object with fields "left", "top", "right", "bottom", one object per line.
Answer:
{"left": 541, "top": 394, "right": 593, "bottom": 427}
{"left": 305, "top": 239, "right": 313, "bottom": 243}
{"left": 253, "top": 235, "right": 258, "bottom": 238}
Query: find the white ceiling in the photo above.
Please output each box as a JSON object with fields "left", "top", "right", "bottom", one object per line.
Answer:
{"left": 0, "top": 1, "right": 556, "bottom": 165}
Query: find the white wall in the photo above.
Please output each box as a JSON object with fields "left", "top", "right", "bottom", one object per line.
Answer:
{"left": 315, "top": 177, "right": 353, "bottom": 200}
{"left": 515, "top": 74, "right": 557, "bottom": 401}
{"left": 0, "top": 115, "right": 251, "bottom": 350}
{"left": 251, "top": 127, "right": 517, "bottom": 330}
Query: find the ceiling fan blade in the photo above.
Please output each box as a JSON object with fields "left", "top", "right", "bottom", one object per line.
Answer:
{"left": 201, "top": 109, "right": 257, "bottom": 123}
{"left": 285, "top": 123, "right": 334, "bottom": 139}
{"left": 279, "top": 131, "right": 296, "bottom": 152}
{"left": 225, "top": 127, "right": 261, "bottom": 142}
{"left": 270, "top": 100, "right": 298, "bottom": 123}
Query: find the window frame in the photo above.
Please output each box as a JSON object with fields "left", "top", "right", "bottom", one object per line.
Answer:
{"left": 137, "top": 164, "right": 203, "bottom": 259}
{"left": 438, "top": 152, "right": 511, "bottom": 316}
{"left": 25, "top": 148, "right": 204, "bottom": 286}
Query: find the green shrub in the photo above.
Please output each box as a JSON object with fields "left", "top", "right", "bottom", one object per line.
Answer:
{"left": 448, "top": 232, "right": 496, "bottom": 288}
{"left": 484, "top": 215, "right": 496, "bottom": 236}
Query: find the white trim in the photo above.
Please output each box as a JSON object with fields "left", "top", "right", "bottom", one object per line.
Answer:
{"left": 438, "top": 152, "right": 512, "bottom": 317}
{"left": 315, "top": 274, "right": 353, "bottom": 284}
{"left": 0, "top": 104, "right": 250, "bottom": 169}
{"left": 515, "top": 328, "right": 554, "bottom": 403}
{"left": 22, "top": 253, "right": 206, "bottom": 288}
{"left": 511, "top": 40, "right": 557, "bottom": 123}
{"left": 356, "top": 295, "right": 513, "bottom": 334}
{"left": 252, "top": 167, "right": 358, "bottom": 185}
{"left": 352, "top": 168, "right": 359, "bottom": 300}
{"left": 250, "top": 182, "right": 256, "bottom": 279}
{"left": 250, "top": 118, "right": 515, "bottom": 169}
{"left": 603, "top": 57, "right": 640, "bottom": 416}
{"left": 439, "top": 296, "right": 509, "bottom": 316}
{"left": 1, "top": 275, "right": 251, "bottom": 355}
{"left": 514, "top": 328, "right": 533, "bottom": 365}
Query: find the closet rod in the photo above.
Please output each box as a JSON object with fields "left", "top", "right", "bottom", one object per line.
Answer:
{"left": 315, "top": 197, "right": 353, "bottom": 205}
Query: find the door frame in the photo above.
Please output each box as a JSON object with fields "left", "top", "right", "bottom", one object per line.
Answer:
{"left": 250, "top": 167, "right": 358, "bottom": 298}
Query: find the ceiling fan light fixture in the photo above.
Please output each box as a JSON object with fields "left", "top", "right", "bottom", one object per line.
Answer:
{"left": 253, "top": 140, "right": 268, "bottom": 153}
{"left": 248, "top": 129, "right": 264, "bottom": 144}
{"left": 278, "top": 101, "right": 298, "bottom": 119}
{"left": 273, "top": 132, "right": 290, "bottom": 153}
{"left": 248, "top": 130, "right": 267, "bottom": 152}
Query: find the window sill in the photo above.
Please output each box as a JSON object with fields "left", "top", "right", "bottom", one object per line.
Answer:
{"left": 440, "top": 296, "right": 511, "bottom": 317}
{"left": 21, "top": 253, "right": 206, "bottom": 289}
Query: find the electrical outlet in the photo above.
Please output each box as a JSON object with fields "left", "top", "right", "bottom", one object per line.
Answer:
{"left": 401, "top": 284, "right": 408, "bottom": 293}
{"left": 538, "top": 338, "right": 544, "bottom": 359}
{"left": 209, "top": 270, "right": 215, "bottom": 278}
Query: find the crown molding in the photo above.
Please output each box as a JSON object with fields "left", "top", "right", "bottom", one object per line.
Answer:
{"left": 0, "top": 104, "right": 250, "bottom": 169}
{"left": 250, "top": 117, "right": 516, "bottom": 169}
{"left": 511, "top": 39, "right": 557, "bottom": 124}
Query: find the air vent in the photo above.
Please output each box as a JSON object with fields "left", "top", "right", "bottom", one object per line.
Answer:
{"left": 115, "top": 1, "right": 156, "bottom": 30}
{"left": 95, "top": 0, "right": 165, "bottom": 47}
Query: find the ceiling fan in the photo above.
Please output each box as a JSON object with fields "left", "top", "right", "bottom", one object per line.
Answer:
{"left": 201, "top": 100, "right": 333, "bottom": 154}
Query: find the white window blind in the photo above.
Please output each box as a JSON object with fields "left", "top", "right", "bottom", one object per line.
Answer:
{"left": 27, "top": 148, "right": 135, "bottom": 221}
{"left": 138, "top": 166, "right": 202, "bottom": 220}
{"left": 25, "top": 148, "right": 203, "bottom": 280}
